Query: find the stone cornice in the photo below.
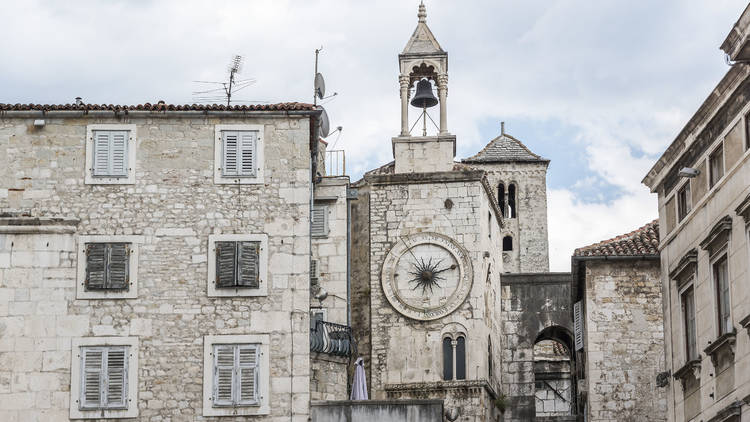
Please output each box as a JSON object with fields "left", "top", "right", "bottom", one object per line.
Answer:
{"left": 703, "top": 330, "right": 737, "bottom": 367}
{"left": 673, "top": 359, "right": 701, "bottom": 382}
{"left": 699, "top": 216, "right": 733, "bottom": 252}
{"left": 706, "top": 400, "right": 742, "bottom": 422}
{"left": 735, "top": 193, "right": 750, "bottom": 223}
{"left": 739, "top": 313, "right": 750, "bottom": 336}
{"left": 669, "top": 248, "right": 698, "bottom": 285}
{"left": 384, "top": 379, "right": 497, "bottom": 398}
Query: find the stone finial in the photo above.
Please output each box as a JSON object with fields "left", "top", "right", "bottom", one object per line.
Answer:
{"left": 418, "top": 1, "right": 426, "bottom": 23}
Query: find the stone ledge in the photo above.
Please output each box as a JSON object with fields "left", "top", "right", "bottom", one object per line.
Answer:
{"left": 736, "top": 193, "right": 750, "bottom": 223}
{"left": 0, "top": 216, "right": 80, "bottom": 234}
{"left": 740, "top": 313, "right": 750, "bottom": 336}
{"left": 673, "top": 359, "right": 701, "bottom": 382}
{"left": 703, "top": 330, "right": 736, "bottom": 367}
{"left": 384, "top": 379, "right": 497, "bottom": 398}
{"left": 706, "top": 400, "right": 742, "bottom": 422}
{"left": 699, "top": 215, "right": 732, "bottom": 252}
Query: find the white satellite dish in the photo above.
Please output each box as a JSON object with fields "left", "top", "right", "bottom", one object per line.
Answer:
{"left": 315, "top": 73, "right": 326, "bottom": 100}
{"left": 318, "top": 106, "right": 330, "bottom": 138}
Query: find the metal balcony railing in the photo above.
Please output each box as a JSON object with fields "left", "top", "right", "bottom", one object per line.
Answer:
{"left": 324, "top": 150, "right": 346, "bottom": 176}
{"left": 310, "top": 320, "right": 356, "bottom": 357}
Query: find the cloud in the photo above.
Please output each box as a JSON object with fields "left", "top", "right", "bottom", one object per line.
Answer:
{"left": 0, "top": 0, "right": 746, "bottom": 271}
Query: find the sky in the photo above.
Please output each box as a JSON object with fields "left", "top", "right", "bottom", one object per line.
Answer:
{"left": 1, "top": 0, "right": 746, "bottom": 271}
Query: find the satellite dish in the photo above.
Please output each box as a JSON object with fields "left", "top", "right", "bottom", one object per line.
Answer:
{"left": 315, "top": 73, "right": 326, "bottom": 99}
{"left": 318, "top": 106, "right": 330, "bottom": 138}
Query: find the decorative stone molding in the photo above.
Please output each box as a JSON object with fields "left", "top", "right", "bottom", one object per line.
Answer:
{"left": 0, "top": 216, "right": 79, "bottom": 234}
{"left": 703, "top": 330, "right": 736, "bottom": 368}
{"left": 735, "top": 193, "right": 750, "bottom": 223}
{"left": 384, "top": 379, "right": 496, "bottom": 398}
{"left": 739, "top": 314, "right": 750, "bottom": 336}
{"left": 673, "top": 359, "right": 701, "bottom": 383}
{"left": 669, "top": 248, "right": 698, "bottom": 287}
{"left": 699, "top": 216, "right": 732, "bottom": 253}
{"left": 706, "top": 400, "right": 742, "bottom": 422}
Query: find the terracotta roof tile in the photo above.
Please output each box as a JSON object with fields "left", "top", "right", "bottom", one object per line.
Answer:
{"left": 574, "top": 219, "right": 660, "bottom": 257}
{"left": 0, "top": 102, "right": 316, "bottom": 112}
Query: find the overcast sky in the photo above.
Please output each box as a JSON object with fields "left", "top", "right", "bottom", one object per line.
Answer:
{"left": 1, "top": 0, "right": 746, "bottom": 271}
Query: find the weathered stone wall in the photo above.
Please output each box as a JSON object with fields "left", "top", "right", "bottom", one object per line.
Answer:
{"left": 359, "top": 172, "right": 503, "bottom": 422}
{"left": 500, "top": 273, "right": 573, "bottom": 422}
{"left": 349, "top": 183, "right": 372, "bottom": 393}
{"left": 392, "top": 136, "right": 455, "bottom": 174}
{"left": 582, "top": 259, "right": 666, "bottom": 422}
{"left": 310, "top": 399, "right": 443, "bottom": 422}
{"left": 468, "top": 162, "right": 550, "bottom": 273}
{"left": 310, "top": 353, "right": 350, "bottom": 401}
{"left": 0, "top": 114, "right": 312, "bottom": 421}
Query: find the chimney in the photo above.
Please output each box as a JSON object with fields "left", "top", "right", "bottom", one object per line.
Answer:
{"left": 75, "top": 97, "right": 83, "bottom": 106}
{"left": 501, "top": 121, "right": 505, "bottom": 135}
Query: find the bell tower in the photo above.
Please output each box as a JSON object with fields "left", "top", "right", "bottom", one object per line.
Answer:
{"left": 393, "top": 1, "right": 456, "bottom": 174}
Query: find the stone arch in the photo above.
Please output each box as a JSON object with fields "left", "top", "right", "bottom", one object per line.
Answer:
{"left": 533, "top": 325, "right": 575, "bottom": 417}
{"left": 441, "top": 322, "right": 467, "bottom": 381}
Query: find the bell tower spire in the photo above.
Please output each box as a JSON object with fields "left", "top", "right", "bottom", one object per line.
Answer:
{"left": 393, "top": 2, "right": 455, "bottom": 173}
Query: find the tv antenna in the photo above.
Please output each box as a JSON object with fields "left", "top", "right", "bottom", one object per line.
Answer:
{"left": 192, "top": 55, "right": 257, "bottom": 106}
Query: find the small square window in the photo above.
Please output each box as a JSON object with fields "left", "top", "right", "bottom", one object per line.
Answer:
{"left": 85, "top": 124, "right": 136, "bottom": 185}
{"left": 207, "top": 234, "right": 268, "bottom": 297}
{"left": 677, "top": 183, "right": 691, "bottom": 222}
{"left": 76, "top": 235, "right": 142, "bottom": 300}
{"left": 214, "top": 125, "right": 264, "bottom": 184}
{"left": 709, "top": 144, "right": 724, "bottom": 188}
{"left": 203, "top": 335, "right": 270, "bottom": 417}
{"left": 311, "top": 205, "right": 329, "bottom": 237}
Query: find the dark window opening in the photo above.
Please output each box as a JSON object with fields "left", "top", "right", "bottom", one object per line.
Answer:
{"left": 488, "top": 212, "right": 492, "bottom": 238}
{"left": 714, "top": 255, "right": 730, "bottom": 335}
{"left": 508, "top": 184, "right": 517, "bottom": 218}
{"left": 498, "top": 183, "right": 506, "bottom": 217}
{"left": 681, "top": 285, "right": 697, "bottom": 361}
{"left": 677, "top": 183, "right": 691, "bottom": 222}
{"left": 488, "top": 336, "right": 492, "bottom": 379}
{"left": 503, "top": 236, "right": 513, "bottom": 251}
{"left": 455, "top": 336, "right": 466, "bottom": 380}
{"left": 709, "top": 144, "right": 724, "bottom": 187}
{"left": 442, "top": 337, "right": 453, "bottom": 380}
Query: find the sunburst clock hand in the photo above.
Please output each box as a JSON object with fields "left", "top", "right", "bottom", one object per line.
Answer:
{"left": 432, "top": 264, "right": 457, "bottom": 275}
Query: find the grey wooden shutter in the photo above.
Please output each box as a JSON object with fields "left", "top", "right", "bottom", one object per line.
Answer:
{"left": 85, "top": 243, "right": 108, "bottom": 290}
{"left": 237, "top": 242, "right": 260, "bottom": 288}
{"left": 238, "top": 132, "right": 257, "bottom": 177}
{"left": 215, "top": 241, "right": 238, "bottom": 288}
{"left": 81, "top": 348, "right": 104, "bottom": 409}
{"left": 311, "top": 205, "right": 328, "bottom": 236}
{"left": 105, "top": 347, "right": 127, "bottom": 408}
{"left": 310, "top": 259, "right": 319, "bottom": 285}
{"left": 237, "top": 345, "right": 259, "bottom": 405}
{"left": 107, "top": 243, "right": 130, "bottom": 290}
{"left": 109, "top": 131, "right": 128, "bottom": 177}
{"left": 574, "top": 301, "right": 584, "bottom": 351}
{"left": 213, "top": 345, "right": 235, "bottom": 407}
{"left": 222, "top": 131, "right": 239, "bottom": 177}
{"left": 93, "top": 131, "right": 111, "bottom": 176}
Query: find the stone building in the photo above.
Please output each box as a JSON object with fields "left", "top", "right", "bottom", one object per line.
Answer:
{"left": 642, "top": 4, "right": 750, "bottom": 421}
{"left": 572, "top": 220, "right": 667, "bottom": 421}
{"left": 0, "top": 102, "right": 323, "bottom": 421}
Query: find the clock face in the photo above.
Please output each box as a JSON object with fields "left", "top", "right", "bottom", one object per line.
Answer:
{"left": 381, "top": 232, "right": 473, "bottom": 321}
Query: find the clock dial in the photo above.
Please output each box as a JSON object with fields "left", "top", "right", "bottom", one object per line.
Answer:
{"left": 381, "top": 232, "right": 473, "bottom": 321}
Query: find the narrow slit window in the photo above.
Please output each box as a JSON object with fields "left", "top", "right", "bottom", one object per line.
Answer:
{"left": 498, "top": 183, "right": 506, "bottom": 217}
{"left": 455, "top": 336, "right": 466, "bottom": 380}
{"left": 678, "top": 183, "right": 692, "bottom": 222}
{"left": 713, "top": 255, "right": 731, "bottom": 335}
{"left": 503, "top": 236, "right": 513, "bottom": 251}
{"left": 442, "top": 337, "right": 453, "bottom": 380}
{"left": 709, "top": 144, "right": 724, "bottom": 187}
{"left": 508, "top": 184, "right": 517, "bottom": 218}
{"left": 681, "top": 285, "right": 697, "bottom": 361}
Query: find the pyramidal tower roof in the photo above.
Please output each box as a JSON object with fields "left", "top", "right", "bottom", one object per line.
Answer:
{"left": 401, "top": 2, "right": 445, "bottom": 56}
{"left": 462, "top": 132, "right": 548, "bottom": 163}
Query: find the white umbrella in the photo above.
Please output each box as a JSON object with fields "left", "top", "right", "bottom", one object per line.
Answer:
{"left": 350, "top": 357, "right": 368, "bottom": 400}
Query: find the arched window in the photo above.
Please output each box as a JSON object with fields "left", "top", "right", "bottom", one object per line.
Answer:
{"left": 455, "top": 336, "right": 466, "bottom": 380}
{"left": 442, "top": 334, "right": 467, "bottom": 380}
{"left": 508, "top": 183, "right": 517, "bottom": 218}
{"left": 442, "top": 337, "right": 453, "bottom": 380}
{"left": 497, "top": 183, "right": 506, "bottom": 217}
{"left": 503, "top": 236, "right": 513, "bottom": 251}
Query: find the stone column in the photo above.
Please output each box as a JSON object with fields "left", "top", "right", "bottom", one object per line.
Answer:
{"left": 399, "top": 74, "right": 410, "bottom": 136}
{"left": 437, "top": 73, "right": 448, "bottom": 134}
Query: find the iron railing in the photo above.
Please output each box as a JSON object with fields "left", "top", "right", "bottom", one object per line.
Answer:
{"left": 310, "top": 320, "right": 356, "bottom": 357}
{"left": 324, "top": 150, "right": 346, "bottom": 176}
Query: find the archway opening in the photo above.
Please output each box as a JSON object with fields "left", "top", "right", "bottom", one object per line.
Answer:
{"left": 533, "top": 327, "right": 574, "bottom": 417}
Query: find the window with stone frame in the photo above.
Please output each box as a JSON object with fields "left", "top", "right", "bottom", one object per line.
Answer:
{"left": 442, "top": 334, "right": 466, "bottom": 381}
{"left": 213, "top": 124, "right": 264, "bottom": 185}
{"left": 677, "top": 182, "right": 692, "bottom": 222}
{"left": 84, "top": 243, "right": 130, "bottom": 291}
{"left": 681, "top": 283, "right": 698, "bottom": 361}
{"left": 709, "top": 143, "right": 724, "bottom": 188}
{"left": 214, "top": 241, "right": 260, "bottom": 289}
{"left": 85, "top": 124, "right": 137, "bottom": 185}
{"left": 713, "top": 253, "right": 731, "bottom": 335}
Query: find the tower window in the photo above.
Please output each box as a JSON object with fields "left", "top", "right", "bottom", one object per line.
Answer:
{"left": 498, "top": 183, "right": 506, "bottom": 217}
{"left": 508, "top": 184, "right": 517, "bottom": 218}
{"left": 442, "top": 334, "right": 467, "bottom": 381}
{"left": 503, "top": 236, "right": 513, "bottom": 251}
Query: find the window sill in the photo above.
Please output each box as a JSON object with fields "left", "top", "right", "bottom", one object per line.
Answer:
{"left": 213, "top": 176, "right": 265, "bottom": 185}
{"left": 703, "top": 330, "right": 737, "bottom": 368}
{"left": 84, "top": 176, "right": 135, "bottom": 185}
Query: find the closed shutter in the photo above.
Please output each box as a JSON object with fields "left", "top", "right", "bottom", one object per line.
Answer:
{"left": 574, "top": 301, "right": 584, "bottom": 351}
{"left": 310, "top": 259, "right": 319, "bottom": 285}
{"left": 311, "top": 205, "right": 328, "bottom": 236}
{"left": 237, "top": 242, "right": 260, "bottom": 288}
{"left": 215, "top": 241, "right": 238, "bottom": 288}
{"left": 107, "top": 243, "right": 129, "bottom": 290}
{"left": 213, "top": 345, "right": 235, "bottom": 407}
{"left": 237, "top": 345, "right": 259, "bottom": 405}
{"left": 93, "top": 131, "right": 111, "bottom": 176}
{"left": 81, "top": 348, "right": 104, "bottom": 409}
{"left": 86, "top": 243, "right": 108, "bottom": 290}
{"left": 105, "top": 347, "right": 127, "bottom": 408}
{"left": 238, "top": 132, "right": 257, "bottom": 177}
{"left": 222, "top": 131, "right": 239, "bottom": 177}
{"left": 110, "top": 131, "right": 129, "bottom": 177}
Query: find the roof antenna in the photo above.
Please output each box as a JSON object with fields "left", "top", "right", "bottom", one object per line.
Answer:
{"left": 501, "top": 121, "right": 505, "bottom": 135}
{"left": 191, "top": 55, "right": 258, "bottom": 105}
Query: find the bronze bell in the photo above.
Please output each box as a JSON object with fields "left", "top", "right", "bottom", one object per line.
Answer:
{"left": 410, "top": 78, "right": 438, "bottom": 108}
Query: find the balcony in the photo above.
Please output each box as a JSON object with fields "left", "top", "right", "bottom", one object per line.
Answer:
{"left": 310, "top": 320, "right": 356, "bottom": 357}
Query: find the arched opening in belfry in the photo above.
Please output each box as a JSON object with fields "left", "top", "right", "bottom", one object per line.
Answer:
{"left": 508, "top": 183, "right": 517, "bottom": 218}
{"left": 533, "top": 326, "right": 574, "bottom": 417}
{"left": 502, "top": 236, "right": 513, "bottom": 251}
{"left": 497, "top": 183, "right": 506, "bottom": 217}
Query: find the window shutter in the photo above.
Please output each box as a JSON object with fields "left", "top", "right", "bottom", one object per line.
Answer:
{"left": 93, "top": 131, "right": 111, "bottom": 176}
{"left": 213, "top": 345, "right": 235, "bottom": 407}
{"left": 310, "top": 259, "right": 319, "bottom": 285}
{"left": 85, "top": 243, "right": 108, "bottom": 290}
{"left": 81, "top": 348, "right": 104, "bottom": 409}
{"left": 238, "top": 132, "right": 257, "bottom": 177}
{"left": 237, "top": 345, "right": 259, "bottom": 405}
{"left": 105, "top": 347, "right": 127, "bottom": 408}
{"left": 222, "top": 131, "right": 239, "bottom": 177}
{"left": 107, "top": 243, "right": 130, "bottom": 290}
{"left": 574, "top": 301, "right": 584, "bottom": 351}
{"left": 110, "top": 131, "right": 129, "bottom": 177}
{"left": 311, "top": 205, "right": 328, "bottom": 236}
{"left": 215, "top": 241, "right": 238, "bottom": 288}
{"left": 237, "top": 242, "right": 260, "bottom": 288}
